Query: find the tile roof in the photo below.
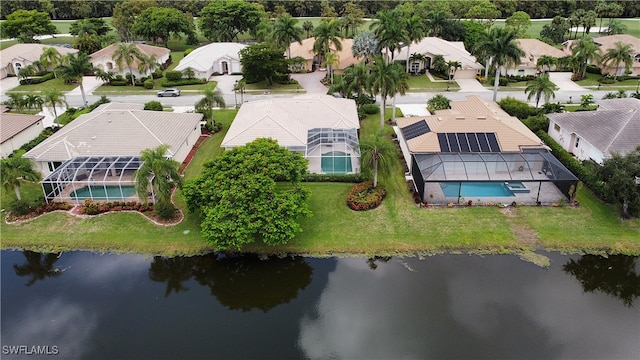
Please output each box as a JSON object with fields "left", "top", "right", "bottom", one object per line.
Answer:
{"left": 516, "top": 39, "right": 566, "bottom": 66}
{"left": 23, "top": 105, "right": 202, "bottom": 161}
{"left": 89, "top": 43, "right": 170, "bottom": 67}
{"left": 0, "top": 113, "right": 44, "bottom": 143}
{"left": 396, "top": 96, "right": 544, "bottom": 153}
{"left": 222, "top": 94, "right": 359, "bottom": 148}
{"left": 395, "top": 37, "right": 483, "bottom": 70}
{"left": 0, "top": 44, "right": 78, "bottom": 65}
{"left": 174, "top": 42, "right": 246, "bottom": 72}
{"left": 288, "top": 38, "right": 362, "bottom": 69}
{"left": 547, "top": 98, "right": 640, "bottom": 156}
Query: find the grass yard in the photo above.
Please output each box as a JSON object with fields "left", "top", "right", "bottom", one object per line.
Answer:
{"left": 575, "top": 72, "right": 640, "bottom": 90}
{"left": 1, "top": 109, "right": 639, "bottom": 256}
{"left": 8, "top": 77, "right": 77, "bottom": 93}
{"left": 407, "top": 74, "right": 460, "bottom": 92}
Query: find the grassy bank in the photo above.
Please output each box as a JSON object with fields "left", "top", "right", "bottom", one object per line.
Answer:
{"left": 1, "top": 110, "right": 638, "bottom": 256}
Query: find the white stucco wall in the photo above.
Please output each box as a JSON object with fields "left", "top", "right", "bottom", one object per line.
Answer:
{"left": 0, "top": 121, "right": 44, "bottom": 158}
{"left": 173, "top": 125, "right": 202, "bottom": 164}
{"left": 547, "top": 119, "right": 605, "bottom": 163}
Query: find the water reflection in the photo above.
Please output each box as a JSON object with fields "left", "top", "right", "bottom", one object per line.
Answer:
{"left": 13, "top": 251, "right": 63, "bottom": 286}
{"left": 563, "top": 254, "right": 640, "bottom": 307}
{"left": 149, "top": 254, "right": 314, "bottom": 312}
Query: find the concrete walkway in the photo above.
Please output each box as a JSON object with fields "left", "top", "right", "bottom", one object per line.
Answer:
{"left": 548, "top": 72, "right": 587, "bottom": 91}
{"left": 66, "top": 76, "right": 104, "bottom": 97}
{"left": 291, "top": 71, "right": 328, "bottom": 94}
{"left": 0, "top": 77, "right": 20, "bottom": 95}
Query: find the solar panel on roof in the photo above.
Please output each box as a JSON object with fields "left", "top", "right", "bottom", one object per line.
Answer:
{"left": 457, "top": 133, "right": 470, "bottom": 152}
{"left": 401, "top": 120, "right": 431, "bottom": 141}
{"left": 446, "top": 133, "right": 460, "bottom": 152}
{"left": 467, "top": 133, "right": 480, "bottom": 152}
{"left": 437, "top": 133, "right": 449, "bottom": 152}
{"left": 486, "top": 133, "right": 501, "bottom": 152}
{"left": 477, "top": 133, "right": 490, "bottom": 152}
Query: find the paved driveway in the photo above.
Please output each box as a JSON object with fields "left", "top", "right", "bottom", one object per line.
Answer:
{"left": 211, "top": 74, "right": 243, "bottom": 94}
{"left": 0, "top": 77, "right": 20, "bottom": 95}
{"left": 548, "top": 72, "right": 586, "bottom": 91}
{"left": 291, "top": 71, "right": 328, "bottom": 94}
{"left": 456, "top": 78, "right": 491, "bottom": 92}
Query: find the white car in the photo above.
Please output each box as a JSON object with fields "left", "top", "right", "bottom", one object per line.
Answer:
{"left": 157, "top": 88, "right": 181, "bottom": 97}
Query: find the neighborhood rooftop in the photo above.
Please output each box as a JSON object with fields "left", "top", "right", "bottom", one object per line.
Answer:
{"left": 0, "top": 113, "right": 44, "bottom": 144}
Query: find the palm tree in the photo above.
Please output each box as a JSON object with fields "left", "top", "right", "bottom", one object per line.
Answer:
{"left": 57, "top": 52, "right": 94, "bottom": 107}
{"left": 322, "top": 52, "right": 339, "bottom": 84}
{"left": 302, "top": 20, "right": 313, "bottom": 38}
{"left": 195, "top": 84, "right": 225, "bottom": 125}
{"left": 5, "top": 93, "right": 26, "bottom": 112}
{"left": 18, "top": 64, "right": 37, "bottom": 83}
{"left": 1, "top": 156, "right": 41, "bottom": 201}
{"left": 359, "top": 129, "right": 397, "bottom": 188}
{"left": 42, "top": 89, "right": 68, "bottom": 127}
{"left": 408, "top": 53, "right": 426, "bottom": 75}
{"left": 351, "top": 31, "right": 379, "bottom": 63}
{"left": 113, "top": 42, "right": 146, "bottom": 86}
{"left": 39, "top": 46, "right": 61, "bottom": 77}
{"left": 94, "top": 69, "right": 115, "bottom": 84}
{"left": 24, "top": 93, "right": 43, "bottom": 110}
{"left": 390, "top": 67, "right": 409, "bottom": 123}
{"left": 368, "top": 57, "right": 407, "bottom": 129}
{"left": 446, "top": 60, "right": 462, "bottom": 84}
{"left": 474, "top": 27, "right": 524, "bottom": 101}
{"left": 182, "top": 67, "right": 195, "bottom": 80}
{"left": 272, "top": 15, "right": 303, "bottom": 59}
{"left": 370, "top": 9, "right": 408, "bottom": 63}
{"left": 137, "top": 54, "right": 159, "bottom": 78}
{"left": 601, "top": 41, "right": 633, "bottom": 80}
{"left": 134, "top": 145, "right": 183, "bottom": 206}
{"left": 570, "top": 36, "right": 601, "bottom": 79}
{"left": 313, "top": 19, "right": 342, "bottom": 68}
{"left": 13, "top": 251, "right": 63, "bottom": 287}
{"left": 404, "top": 15, "right": 425, "bottom": 73}
{"left": 536, "top": 55, "right": 558, "bottom": 73}
{"left": 341, "top": 62, "right": 370, "bottom": 99}
{"left": 525, "top": 74, "right": 559, "bottom": 108}
{"left": 425, "top": 11, "right": 449, "bottom": 37}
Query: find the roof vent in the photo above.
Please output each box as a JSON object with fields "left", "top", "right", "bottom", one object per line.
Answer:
{"left": 92, "top": 136, "right": 96, "bottom": 140}
{"left": 477, "top": 116, "right": 486, "bottom": 120}
{"left": 455, "top": 116, "right": 465, "bottom": 120}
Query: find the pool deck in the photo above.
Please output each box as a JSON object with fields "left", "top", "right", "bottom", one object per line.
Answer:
{"left": 422, "top": 181, "right": 567, "bottom": 205}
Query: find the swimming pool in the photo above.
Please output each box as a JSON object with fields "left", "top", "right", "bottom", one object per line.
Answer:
{"left": 70, "top": 185, "right": 137, "bottom": 200}
{"left": 321, "top": 151, "right": 353, "bottom": 174}
{"left": 440, "top": 182, "right": 514, "bottom": 197}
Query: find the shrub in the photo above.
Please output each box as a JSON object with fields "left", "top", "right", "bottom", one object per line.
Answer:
{"left": 360, "top": 104, "right": 379, "bottom": 114}
{"left": 346, "top": 182, "right": 387, "bottom": 211}
{"left": 302, "top": 173, "right": 366, "bottom": 183}
{"left": 489, "top": 77, "right": 509, "bottom": 86}
{"left": 8, "top": 200, "right": 37, "bottom": 216}
{"left": 152, "top": 69, "right": 163, "bottom": 79}
{"left": 522, "top": 114, "right": 550, "bottom": 133}
{"left": 353, "top": 93, "right": 375, "bottom": 106}
{"left": 144, "top": 101, "right": 163, "bottom": 111}
{"left": 109, "top": 80, "right": 127, "bottom": 86}
{"left": 160, "top": 78, "right": 206, "bottom": 87}
{"left": 498, "top": 97, "right": 540, "bottom": 119}
{"left": 165, "top": 70, "right": 183, "bottom": 81}
{"left": 79, "top": 199, "right": 154, "bottom": 215}
{"left": 19, "top": 72, "right": 54, "bottom": 85}
{"left": 586, "top": 65, "right": 601, "bottom": 74}
{"left": 154, "top": 201, "right": 176, "bottom": 220}
{"left": 507, "top": 74, "right": 536, "bottom": 82}
{"left": 115, "top": 74, "right": 124, "bottom": 81}
{"left": 144, "top": 78, "right": 154, "bottom": 89}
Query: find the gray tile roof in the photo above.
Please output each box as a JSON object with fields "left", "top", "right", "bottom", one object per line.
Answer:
{"left": 0, "top": 113, "right": 44, "bottom": 143}
{"left": 23, "top": 105, "right": 202, "bottom": 161}
{"left": 547, "top": 98, "right": 640, "bottom": 156}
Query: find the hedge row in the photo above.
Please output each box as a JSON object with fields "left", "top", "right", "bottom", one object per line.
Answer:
{"left": 19, "top": 72, "right": 54, "bottom": 85}
{"left": 160, "top": 78, "right": 206, "bottom": 87}
{"left": 302, "top": 173, "right": 366, "bottom": 183}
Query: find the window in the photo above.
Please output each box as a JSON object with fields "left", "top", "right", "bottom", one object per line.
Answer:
{"left": 554, "top": 124, "right": 560, "bottom": 131}
{"left": 14, "top": 62, "right": 22, "bottom": 71}
{"left": 575, "top": 137, "right": 580, "bottom": 148}
{"left": 48, "top": 161, "right": 63, "bottom": 172}
{"left": 411, "top": 62, "right": 420, "bottom": 73}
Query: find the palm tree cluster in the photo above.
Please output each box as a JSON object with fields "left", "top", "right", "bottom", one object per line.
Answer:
{"left": 570, "top": 37, "right": 634, "bottom": 81}
{"left": 4, "top": 90, "right": 68, "bottom": 126}
{"left": 133, "top": 145, "right": 183, "bottom": 219}
{"left": 1, "top": 156, "right": 41, "bottom": 202}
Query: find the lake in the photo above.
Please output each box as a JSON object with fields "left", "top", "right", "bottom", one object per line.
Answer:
{"left": 1, "top": 250, "right": 638, "bottom": 359}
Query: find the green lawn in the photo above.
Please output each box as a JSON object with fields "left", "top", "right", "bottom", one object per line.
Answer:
{"left": 8, "top": 77, "right": 77, "bottom": 93}
{"left": 407, "top": 74, "right": 460, "bottom": 92}
{"left": 575, "top": 72, "right": 640, "bottom": 90}
{"left": 2, "top": 109, "right": 639, "bottom": 256}
{"left": 494, "top": 18, "right": 640, "bottom": 39}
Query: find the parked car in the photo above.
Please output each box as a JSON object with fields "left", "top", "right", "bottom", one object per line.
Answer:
{"left": 157, "top": 88, "right": 181, "bottom": 97}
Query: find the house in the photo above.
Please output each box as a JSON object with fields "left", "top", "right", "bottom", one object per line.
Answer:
{"left": 563, "top": 34, "right": 640, "bottom": 76}
{"left": 396, "top": 96, "right": 577, "bottom": 204}
{"left": 394, "top": 37, "right": 483, "bottom": 78}
{"left": 0, "top": 44, "right": 78, "bottom": 79}
{"left": 547, "top": 98, "right": 640, "bottom": 164}
{"left": 288, "top": 38, "right": 362, "bottom": 72}
{"left": 174, "top": 42, "right": 246, "bottom": 79}
{"left": 222, "top": 94, "right": 360, "bottom": 174}
{"left": 90, "top": 43, "right": 170, "bottom": 78}
{"left": 502, "top": 39, "right": 566, "bottom": 76}
{"left": 0, "top": 113, "right": 45, "bottom": 158}
{"left": 23, "top": 103, "right": 203, "bottom": 203}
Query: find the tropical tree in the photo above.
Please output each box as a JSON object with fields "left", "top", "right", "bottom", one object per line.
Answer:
{"left": 341, "top": 62, "right": 370, "bottom": 100}
{"left": 359, "top": 129, "right": 397, "bottom": 189}
{"left": 607, "top": 20, "right": 627, "bottom": 35}
{"left": 446, "top": 60, "right": 462, "bottom": 84}
{"left": 351, "top": 31, "right": 379, "bottom": 63}
{"left": 195, "top": 84, "right": 226, "bottom": 125}
{"left": 408, "top": 53, "right": 426, "bottom": 75}
{"left": 570, "top": 36, "right": 602, "bottom": 79}
{"left": 536, "top": 55, "right": 558, "bottom": 73}
{"left": 137, "top": 54, "right": 159, "bottom": 78}
{"left": 601, "top": 41, "right": 634, "bottom": 80}
{"left": 368, "top": 57, "right": 407, "bottom": 129}
{"left": 505, "top": 11, "right": 531, "bottom": 37}
{"left": 404, "top": 15, "right": 425, "bottom": 73}
{"left": 322, "top": 52, "right": 339, "bottom": 84}
{"left": 132, "top": 7, "right": 197, "bottom": 45}
{"left": 302, "top": 20, "right": 313, "bottom": 38}
{"left": 580, "top": 94, "right": 595, "bottom": 109}
{"left": 474, "top": 27, "right": 524, "bottom": 101}
{"left": 1, "top": 9, "right": 57, "bottom": 43}
{"left": 113, "top": 43, "right": 146, "bottom": 86}
{"left": 133, "top": 145, "right": 183, "bottom": 213}
{"left": 198, "top": 0, "right": 264, "bottom": 42}
{"left": 24, "top": 93, "right": 43, "bottom": 110}
{"left": 525, "top": 74, "right": 559, "bottom": 108}
{"left": 595, "top": 146, "right": 640, "bottom": 218}
{"left": 272, "top": 15, "right": 303, "bottom": 59}
{"left": 57, "top": 52, "right": 94, "bottom": 107}
{"left": 5, "top": 93, "right": 26, "bottom": 112}
{"left": 0, "top": 156, "right": 41, "bottom": 201}
{"left": 39, "top": 47, "right": 62, "bottom": 77}
{"left": 427, "top": 94, "right": 451, "bottom": 113}
{"left": 340, "top": 1, "right": 365, "bottom": 37}
{"left": 313, "top": 19, "right": 342, "bottom": 67}
{"left": 370, "top": 9, "right": 408, "bottom": 62}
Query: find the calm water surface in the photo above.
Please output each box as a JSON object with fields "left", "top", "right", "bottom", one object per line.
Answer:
{"left": 1, "top": 251, "right": 639, "bottom": 360}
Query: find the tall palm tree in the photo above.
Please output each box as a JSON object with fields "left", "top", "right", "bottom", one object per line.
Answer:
{"left": 134, "top": 145, "right": 183, "bottom": 205}
{"left": 342, "top": 62, "right": 370, "bottom": 99}
{"left": 368, "top": 57, "right": 407, "bottom": 129}
{"left": 1, "top": 156, "right": 41, "bottom": 201}
{"left": 390, "top": 67, "right": 409, "bottom": 123}
{"left": 446, "top": 60, "right": 462, "bottom": 84}
{"left": 404, "top": 15, "right": 425, "bottom": 73}
{"left": 13, "top": 251, "right": 62, "bottom": 287}
{"left": 113, "top": 42, "right": 146, "bottom": 86}
{"left": 408, "top": 53, "right": 426, "bottom": 75}
{"left": 474, "top": 27, "right": 524, "bottom": 101}
{"left": 42, "top": 89, "right": 68, "bottom": 127}
{"left": 272, "top": 15, "right": 303, "bottom": 59}
{"left": 525, "top": 74, "right": 559, "bottom": 108}
{"left": 313, "top": 19, "right": 342, "bottom": 68}
{"left": 137, "top": 54, "right": 159, "bottom": 78}
{"left": 39, "top": 46, "right": 61, "bottom": 77}
{"left": 322, "top": 52, "right": 340, "bottom": 84}
{"left": 536, "top": 55, "right": 558, "bottom": 73}
{"left": 370, "top": 9, "right": 408, "bottom": 63}
{"left": 359, "top": 129, "right": 397, "bottom": 188}
{"left": 601, "top": 41, "right": 634, "bottom": 80}
{"left": 57, "top": 52, "right": 94, "bottom": 107}
{"left": 570, "top": 36, "right": 601, "bottom": 79}
{"left": 302, "top": 20, "right": 313, "bottom": 38}
{"left": 195, "top": 84, "right": 226, "bottom": 125}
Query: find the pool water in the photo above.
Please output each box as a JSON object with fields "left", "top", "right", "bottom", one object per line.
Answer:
{"left": 440, "top": 182, "right": 514, "bottom": 197}
{"left": 321, "top": 151, "right": 353, "bottom": 174}
{"left": 70, "top": 185, "right": 137, "bottom": 200}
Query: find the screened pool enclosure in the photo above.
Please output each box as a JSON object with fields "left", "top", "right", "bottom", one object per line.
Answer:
{"left": 41, "top": 156, "right": 151, "bottom": 204}
{"left": 302, "top": 128, "right": 360, "bottom": 175}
